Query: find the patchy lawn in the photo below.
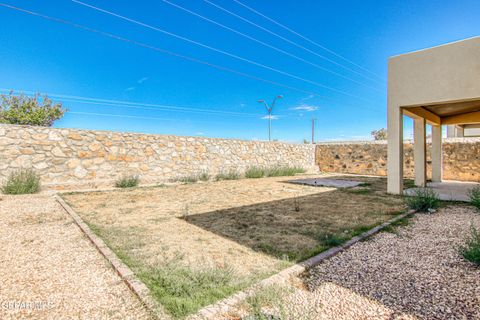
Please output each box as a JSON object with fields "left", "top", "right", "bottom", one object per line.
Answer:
{"left": 61, "top": 174, "right": 406, "bottom": 319}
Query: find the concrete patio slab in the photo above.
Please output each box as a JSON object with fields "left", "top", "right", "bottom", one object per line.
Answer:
{"left": 405, "top": 180, "right": 479, "bottom": 201}
{"left": 288, "top": 178, "right": 363, "bottom": 188}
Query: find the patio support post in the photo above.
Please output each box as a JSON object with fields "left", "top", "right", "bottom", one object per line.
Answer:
{"left": 387, "top": 106, "right": 404, "bottom": 194}
{"left": 413, "top": 118, "right": 427, "bottom": 187}
{"left": 431, "top": 125, "right": 443, "bottom": 182}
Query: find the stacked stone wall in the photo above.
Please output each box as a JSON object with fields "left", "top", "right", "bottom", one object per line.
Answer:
{"left": 315, "top": 139, "right": 480, "bottom": 182}
{"left": 0, "top": 124, "right": 316, "bottom": 189}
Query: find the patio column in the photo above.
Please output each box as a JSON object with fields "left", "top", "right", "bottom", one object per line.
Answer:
{"left": 431, "top": 125, "right": 443, "bottom": 182}
{"left": 387, "top": 106, "right": 404, "bottom": 194}
{"left": 413, "top": 118, "right": 426, "bottom": 187}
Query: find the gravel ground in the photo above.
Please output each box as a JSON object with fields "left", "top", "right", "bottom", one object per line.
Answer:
{"left": 227, "top": 205, "right": 480, "bottom": 320}
{"left": 300, "top": 205, "right": 480, "bottom": 319}
{"left": 0, "top": 194, "right": 151, "bottom": 320}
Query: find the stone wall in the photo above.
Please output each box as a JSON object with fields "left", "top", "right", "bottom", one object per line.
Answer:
{"left": 0, "top": 124, "right": 316, "bottom": 189}
{"left": 3, "top": 123, "right": 478, "bottom": 190}
{"left": 315, "top": 139, "right": 480, "bottom": 182}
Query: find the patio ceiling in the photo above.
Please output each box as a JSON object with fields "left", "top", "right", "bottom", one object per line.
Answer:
{"left": 402, "top": 98, "right": 480, "bottom": 125}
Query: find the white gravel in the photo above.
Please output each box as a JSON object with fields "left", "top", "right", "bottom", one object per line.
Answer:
{"left": 0, "top": 194, "right": 151, "bottom": 320}
{"left": 300, "top": 205, "right": 480, "bottom": 319}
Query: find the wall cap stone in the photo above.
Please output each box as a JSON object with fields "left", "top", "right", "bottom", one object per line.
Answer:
{"left": 0, "top": 123, "right": 314, "bottom": 147}
{"left": 316, "top": 137, "right": 480, "bottom": 146}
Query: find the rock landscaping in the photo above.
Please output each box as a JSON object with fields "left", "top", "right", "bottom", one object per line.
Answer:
{"left": 0, "top": 194, "right": 150, "bottom": 319}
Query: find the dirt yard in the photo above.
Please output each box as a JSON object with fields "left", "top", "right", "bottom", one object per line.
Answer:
{"left": 61, "top": 174, "right": 406, "bottom": 318}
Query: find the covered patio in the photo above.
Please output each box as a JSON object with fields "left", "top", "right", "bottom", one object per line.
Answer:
{"left": 405, "top": 181, "right": 478, "bottom": 201}
{"left": 387, "top": 36, "right": 480, "bottom": 197}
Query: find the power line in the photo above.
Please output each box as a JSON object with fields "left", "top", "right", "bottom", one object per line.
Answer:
{"left": 69, "top": 111, "right": 253, "bottom": 124}
{"left": 63, "top": 98, "right": 259, "bottom": 118}
{"left": 0, "top": 3, "right": 385, "bottom": 115}
{"left": 161, "top": 0, "right": 382, "bottom": 92}
{"left": 0, "top": 3, "right": 323, "bottom": 99}
{"left": 7, "top": 88, "right": 361, "bottom": 120}
{"left": 231, "top": 0, "right": 385, "bottom": 81}
{"left": 69, "top": 111, "right": 181, "bottom": 122}
{"left": 72, "top": 0, "right": 377, "bottom": 103}
{"left": 65, "top": 111, "right": 292, "bottom": 124}
{"left": 1, "top": 88, "right": 385, "bottom": 119}
{"left": 205, "top": 0, "right": 384, "bottom": 85}
{"left": 3, "top": 90, "right": 321, "bottom": 124}
{"left": 0, "top": 88, "right": 264, "bottom": 118}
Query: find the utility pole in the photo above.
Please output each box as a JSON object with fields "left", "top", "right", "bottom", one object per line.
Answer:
{"left": 311, "top": 116, "right": 317, "bottom": 144}
{"left": 257, "top": 95, "right": 283, "bottom": 141}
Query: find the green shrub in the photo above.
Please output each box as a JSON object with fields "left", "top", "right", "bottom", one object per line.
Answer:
{"left": 403, "top": 179, "right": 415, "bottom": 189}
{"left": 265, "top": 166, "right": 305, "bottom": 177}
{"left": 468, "top": 186, "right": 480, "bottom": 210}
{"left": 459, "top": 225, "right": 480, "bottom": 266}
{"left": 115, "top": 175, "right": 139, "bottom": 188}
{"left": 198, "top": 172, "right": 210, "bottom": 182}
{"left": 245, "top": 166, "right": 265, "bottom": 179}
{"left": 316, "top": 233, "right": 348, "bottom": 247}
{"left": 2, "top": 169, "right": 40, "bottom": 194}
{"left": 178, "top": 175, "right": 199, "bottom": 184}
{"left": 215, "top": 170, "right": 240, "bottom": 181}
{"left": 176, "top": 172, "right": 210, "bottom": 184}
{"left": 405, "top": 188, "right": 440, "bottom": 212}
{"left": 0, "top": 91, "right": 66, "bottom": 126}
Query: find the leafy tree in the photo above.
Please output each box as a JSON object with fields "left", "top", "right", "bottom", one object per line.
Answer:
{"left": 371, "top": 128, "right": 387, "bottom": 140}
{"left": 0, "top": 91, "right": 66, "bottom": 127}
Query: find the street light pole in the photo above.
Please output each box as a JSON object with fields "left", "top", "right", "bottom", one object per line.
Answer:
{"left": 311, "top": 116, "right": 317, "bottom": 144}
{"left": 257, "top": 95, "right": 283, "bottom": 141}
{"left": 268, "top": 108, "right": 272, "bottom": 141}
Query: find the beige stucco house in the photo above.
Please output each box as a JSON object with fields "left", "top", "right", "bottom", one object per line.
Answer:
{"left": 387, "top": 36, "right": 480, "bottom": 194}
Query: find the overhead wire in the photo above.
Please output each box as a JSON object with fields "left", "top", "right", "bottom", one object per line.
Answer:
{"left": 161, "top": 0, "right": 382, "bottom": 92}
{"left": 0, "top": 2, "right": 323, "bottom": 99}
{"left": 72, "top": 0, "right": 378, "bottom": 103}
{"left": 231, "top": 0, "right": 386, "bottom": 81}
{"left": 0, "top": 3, "right": 385, "bottom": 115}
{"left": 0, "top": 88, "right": 264, "bottom": 118}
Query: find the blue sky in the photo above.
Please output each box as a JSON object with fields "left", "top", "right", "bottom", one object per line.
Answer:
{"left": 0, "top": 0, "right": 479, "bottom": 142}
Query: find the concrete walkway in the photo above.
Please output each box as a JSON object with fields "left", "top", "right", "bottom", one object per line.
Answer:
{"left": 0, "top": 194, "right": 150, "bottom": 320}
{"left": 405, "top": 180, "right": 479, "bottom": 201}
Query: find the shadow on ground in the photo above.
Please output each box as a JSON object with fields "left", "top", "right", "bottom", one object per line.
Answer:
{"left": 186, "top": 176, "right": 405, "bottom": 261}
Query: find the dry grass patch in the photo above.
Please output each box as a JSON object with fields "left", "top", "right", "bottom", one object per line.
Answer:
{"left": 62, "top": 174, "right": 406, "bottom": 318}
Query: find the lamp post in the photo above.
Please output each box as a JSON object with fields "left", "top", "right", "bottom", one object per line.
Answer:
{"left": 312, "top": 116, "right": 317, "bottom": 144}
{"left": 257, "top": 95, "right": 283, "bottom": 141}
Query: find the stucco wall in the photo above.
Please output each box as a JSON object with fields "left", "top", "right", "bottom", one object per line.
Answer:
{"left": 316, "top": 139, "right": 480, "bottom": 182}
{"left": 387, "top": 36, "right": 480, "bottom": 193}
{"left": 388, "top": 37, "right": 480, "bottom": 109}
{"left": 0, "top": 124, "right": 316, "bottom": 189}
